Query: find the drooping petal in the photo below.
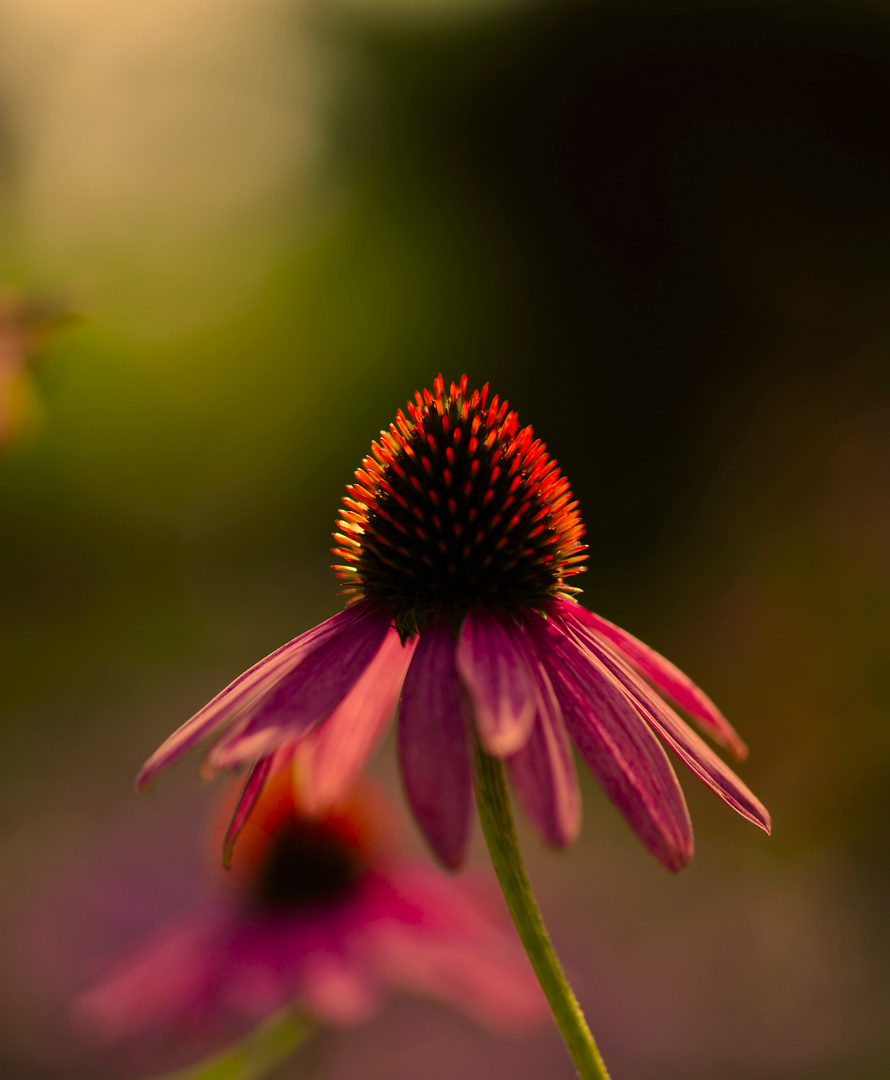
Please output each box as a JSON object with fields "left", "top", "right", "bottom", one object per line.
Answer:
{"left": 296, "top": 627, "right": 419, "bottom": 815}
{"left": 74, "top": 904, "right": 226, "bottom": 1040}
{"left": 558, "top": 600, "right": 748, "bottom": 760}
{"left": 554, "top": 613, "right": 771, "bottom": 837}
{"left": 209, "top": 605, "right": 393, "bottom": 770}
{"left": 505, "top": 639, "right": 581, "bottom": 848}
{"left": 222, "top": 753, "right": 278, "bottom": 869}
{"left": 367, "top": 867, "right": 546, "bottom": 1030}
{"left": 397, "top": 617, "right": 472, "bottom": 870}
{"left": 456, "top": 609, "right": 536, "bottom": 755}
{"left": 526, "top": 614, "right": 694, "bottom": 871}
{"left": 206, "top": 712, "right": 299, "bottom": 773}
{"left": 620, "top": 685, "right": 771, "bottom": 835}
{"left": 197, "top": 711, "right": 255, "bottom": 782}
{"left": 135, "top": 606, "right": 369, "bottom": 791}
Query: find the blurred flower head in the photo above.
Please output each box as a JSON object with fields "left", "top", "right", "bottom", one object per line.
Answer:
{"left": 139, "top": 377, "right": 770, "bottom": 871}
{"left": 76, "top": 770, "right": 544, "bottom": 1071}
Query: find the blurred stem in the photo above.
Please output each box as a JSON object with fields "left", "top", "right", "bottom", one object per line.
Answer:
{"left": 475, "top": 745, "right": 611, "bottom": 1080}
{"left": 158, "top": 1009, "right": 312, "bottom": 1080}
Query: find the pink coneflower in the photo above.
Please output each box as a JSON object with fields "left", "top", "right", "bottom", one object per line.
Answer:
{"left": 76, "top": 772, "right": 545, "bottom": 1067}
{"left": 138, "top": 375, "right": 769, "bottom": 872}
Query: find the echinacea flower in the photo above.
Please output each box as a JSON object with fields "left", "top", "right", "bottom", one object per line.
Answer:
{"left": 76, "top": 772, "right": 545, "bottom": 1069}
{"left": 138, "top": 375, "right": 770, "bottom": 873}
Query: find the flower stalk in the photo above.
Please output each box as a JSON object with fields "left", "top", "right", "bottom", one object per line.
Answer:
{"left": 475, "top": 744, "right": 611, "bottom": 1080}
{"left": 163, "top": 1009, "right": 312, "bottom": 1080}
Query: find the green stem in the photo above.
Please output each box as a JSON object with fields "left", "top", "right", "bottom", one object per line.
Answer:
{"left": 475, "top": 745, "right": 611, "bottom": 1080}
{"left": 157, "top": 1010, "right": 313, "bottom": 1080}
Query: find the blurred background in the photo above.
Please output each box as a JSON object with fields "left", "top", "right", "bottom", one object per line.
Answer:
{"left": 1, "top": 0, "right": 889, "bottom": 1076}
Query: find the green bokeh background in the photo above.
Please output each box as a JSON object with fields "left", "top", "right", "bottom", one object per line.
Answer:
{"left": 1, "top": 1, "right": 889, "bottom": 1077}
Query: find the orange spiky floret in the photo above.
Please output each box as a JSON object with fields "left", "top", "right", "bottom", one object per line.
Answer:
{"left": 332, "top": 376, "right": 587, "bottom": 632}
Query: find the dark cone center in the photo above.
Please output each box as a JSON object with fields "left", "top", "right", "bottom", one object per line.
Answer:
{"left": 253, "top": 820, "right": 362, "bottom": 912}
{"left": 335, "top": 379, "right": 586, "bottom": 627}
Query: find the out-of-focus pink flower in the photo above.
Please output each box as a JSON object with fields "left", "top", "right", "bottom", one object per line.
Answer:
{"left": 76, "top": 772, "right": 545, "bottom": 1065}
{"left": 138, "top": 377, "right": 770, "bottom": 872}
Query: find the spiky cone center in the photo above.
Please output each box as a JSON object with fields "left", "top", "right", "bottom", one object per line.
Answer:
{"left": 333, "top": 375, "right": 587, "bottom": 636}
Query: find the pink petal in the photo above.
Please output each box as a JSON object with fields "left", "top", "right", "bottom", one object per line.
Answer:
{"left": 74, "top": 905, "right": 224, "bottom": 1040}
{"left": 369, "top": 867, "right": 546, "bottom": 1030}
{"left": 135, "top": 606, "right": 369, "bottom": 791}
{"left": 206, "top": 721, "right": 291, "bottom": 773}
{"left": 197, "top": 712, "right": 255, "bottom": 781}
{"left": 456, "top": 609, "right": 536, "bottom": 755}
{"left": 621, "top": 688, "right": 771, "bottom": 834}
{"left": 296, "top": 952, "right": 379, "bottom": 1025}
{"left": 554, "top": 614, "right": 771, "bottom": 837}
{"left": 505, "top": 635, "right": 581, "bottom": 848}
{"left": 209, "top": 605, "right": 393, "bottom": 770}
{"left": 296, "top": 627, "right": 419, "bottom": 815}
{"left": 558, "top": 600, "right": 748, "bottom": 760}
{"left": 397, "top": 617, "right": 473, "bottom": 870}
{"left": 527, "top": 615, "right": 694, "bottom": 872}
{"left": 222, "top": 751, "right": 282, "bottom": 869}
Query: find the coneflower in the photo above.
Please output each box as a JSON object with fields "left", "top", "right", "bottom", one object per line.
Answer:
{"left": 138, "top": 375, "right": 770, "bottom": 1080}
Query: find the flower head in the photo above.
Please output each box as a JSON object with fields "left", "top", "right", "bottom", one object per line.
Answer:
{"left": 138, "top": 376, "right": 770, "bottom": 872}
{"left": 334, "top": 374, "right": 586, "bottom": 636}
{"left": 77, "top": 772, "right": 545, "bottom": 1065}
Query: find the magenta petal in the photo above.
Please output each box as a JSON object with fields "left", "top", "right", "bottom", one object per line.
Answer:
{"left": 527, "top": 615, "right": 694, "bottom": 871}
{"left": 558, "top": 600, "right": 748, "bottom": 760}
{"left": 297, "top": 627, "right": 419, "bottom": 814}
{"left": 74, "top": 904, "right": 224, "bottom": 1040}
{"left": 369, "top": 867, "right": 546, "bottom": 1030}
{"left": 556, "top": 612, "right": 771, "bottom": 835}
{"left": 505, "top": 645, "right": 581, "bottom": 848}
{"left": 206, "top": 724, "right": 288, "bottom": 773}
{"left": 210, "top": 605, "right": 393, "bottom": 769}
{"left": 397, "top": 618, "right": 473, "bottom": 870}
{"left": 222, "top": 754, "right": 276, "bottom": 869}
{"left": 295, "top": 953, "right": 379, "bottom": 1025}
{"left": 622, "top": 688, "right": 771, "bottom": 834}
{"left": 456, "top": 609, "right": 535, "bottom": 755}
{"left": 135, "top": 605, "right": 368, "bottom": 791}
